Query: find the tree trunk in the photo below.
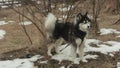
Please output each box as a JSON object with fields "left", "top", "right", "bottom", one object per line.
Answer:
{"left": 90, "top": 0, "right": 100, "bottom": 37}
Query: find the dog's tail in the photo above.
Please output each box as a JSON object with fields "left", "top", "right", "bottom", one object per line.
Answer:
{"left": 45, "top": 13, "right": 57, "bottom": 39}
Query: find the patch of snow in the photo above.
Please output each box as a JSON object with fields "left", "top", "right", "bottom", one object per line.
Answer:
{"left": 0, "top": 30, "right": 6, "bottom": 39}
{"left": 1, "top": 6, "right": 8, "bottom": 8}
{"left": 39, "top": 60, "right": 48, "bottom": 64}
{"left": 63, "top": 15, "right": 67, "bottom": 19}
{"left": 59, "top": 5, "right": 74, "bottom": 12}
{"left": 117, "top": 62, "right": 120, "bottom": 68}
{"left": 60, "top": 66, "right": 65, "bottom": 68}
{"left": 7, "top": 21, "right": 14, "bottom": 23}
{"left": 0, "top": 55, "right": 43, "bottom": 68}
{"left": 51, "top": 5, "right": 55, "bottom": 8}
{"left": 15, "top": 4, "right": 22, "bottom": 7}
{"left": 0, "top": 20, "right": 14, "bottom": 25}
{"left": 59, "top": 7, "right": 69, "bottom": 12}
{"left": 19, "top": 21, "right": 32, "bottom": 25}
{"left": 82, "top": 54, "right": 98, "bottom": 62}
{"left": 100, "top": 28, "right": 120, "bottom": 35}
{"left": 0, "top": 21, "right": 8, "bottom": 25}
{"left": 116, "top": 35, "right": 120, "bottom": 38}
{"left": 73, "top": 54, "right": 98, "bottom": 64}
{"left": 109, "top": 53, "right": 114, "bottom": 57}
{"left": 85, "top": 39, "right": 120, "bottom": 54}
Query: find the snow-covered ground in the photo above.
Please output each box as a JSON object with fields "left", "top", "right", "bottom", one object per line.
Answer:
{"left": 51, "top": 28, "right": 120, "bottom": 64}
{"left": 0, "top": 0, "right": 23, "bottom": 8}
{"left": 0, "top": 55, "right": 43, "bottom": 68}
{"left": 116, "top": 35, "right": 120, "bottom": 38}
{"left": 100, "top": 28, "right": 120, "bottom": 35}
{"left": 0, "top": 29, "right": 6, "bottom": 39}
{"left": 117, "top": 62, "right": 120, "bottom": 68}
{"left": 0, "top": 20, "right": 14, "bottom": 25}
{"left": 51, "top": 38, "right": 120, "bottom": 64}
{"left": 19, "top": 21, "right": 32, "bottom": 25}
{"left": 0, "top": 21, "right": 8, "bottom": 25}
{"left": 0, "top": 25, "right": 120, "bottom": 67}
{"left": 0, "top": 37, "right": 119, "bottom": 67}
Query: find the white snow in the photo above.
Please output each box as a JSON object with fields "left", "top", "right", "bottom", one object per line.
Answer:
{"left": 0, "top": 21, "right": 8, "bottom": 25}
{"left": 0, "top": 0, "right": 22, "bottom": 8}
{"left": 117, "top": 62, "right": 120, "bottom": 68}
{"left": 116, "top": 35, "right": 120, "bottom": 38}
{"left": 100, "top": 28, "right": 120, "bottom": 35}
{"left": 1, "top": 6, "right": 8, "bottom": 8}
{"left": 60, "top": 66, "right": 65, "bottom": 68}
{"left": 85, "top": 39, "right": 120, "bottom": 54}
{"left": 52, "top": 39, "right": 120, "bottom": 64}
{"left": 0, "top": 20, "right": 14, "bottom": 25}
{"left": 19, "top": 21, "right": 32, "bottom": 25}
{"left": 39, "top": 60, "right": 48, "bottom": 64}
{"left": 0, "top": 30, "right": 6, "bottom": 39}
{"left": 109, "top": 53, "right": 114, "bottom": 57}
{"left": 7, "top": 20, "right": 14, "bottom": 23}
{"left": 63, "top": 15, "right": 67, "bottom": 19}
{"left": 0, "top": 55, "right": 43, "bottom": 68}
{"left": 59, "top": 5, "right": 74, "bottom": 12}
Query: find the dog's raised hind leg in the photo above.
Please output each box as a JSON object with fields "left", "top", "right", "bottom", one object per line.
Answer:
{"left": 54, "top": 38, "right": 64, "bottom": 54}
{"left": 47, "top": 43, "right": 55, "bottom": 56}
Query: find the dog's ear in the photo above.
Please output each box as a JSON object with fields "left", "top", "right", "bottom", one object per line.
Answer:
{"left": 77, "top": 13, "right": 83, "bottom": 20}
{"left": 77, "top": 13, "right": 83, "bottom": 17}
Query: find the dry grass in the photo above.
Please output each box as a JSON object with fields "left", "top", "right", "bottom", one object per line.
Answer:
{"left": 0, "top": 8, "right": 46, "bottom": 54}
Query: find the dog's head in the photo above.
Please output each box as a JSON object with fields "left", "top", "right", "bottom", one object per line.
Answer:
{"left": 74, "top": 12, "right": 91, "bottom": 32}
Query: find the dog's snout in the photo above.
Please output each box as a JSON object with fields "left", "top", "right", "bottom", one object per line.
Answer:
{"left": 88, "top": 26, "right": 90, "bottom": 28}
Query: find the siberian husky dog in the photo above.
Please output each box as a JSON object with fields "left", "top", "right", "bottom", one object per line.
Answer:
{"left": 45, "top": 12, "right": 91, "bottom": 60}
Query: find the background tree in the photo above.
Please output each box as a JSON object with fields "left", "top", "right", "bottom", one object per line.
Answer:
{"left": 90, "top": 0, "right": 105, "bottom": 36}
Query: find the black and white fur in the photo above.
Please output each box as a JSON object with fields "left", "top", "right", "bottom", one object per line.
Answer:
{"left": 45, "top": 12, "right": 91, "bottom": 60}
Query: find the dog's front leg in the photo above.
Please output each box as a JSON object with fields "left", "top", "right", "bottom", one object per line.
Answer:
{"left": 75, "top": 38, "right": 85, "bottom": 61}
{"left": 79, "top": 43, "right": 85, "bottom": 61}
{"left": 75, "top": 38, "right": 82, "bottom": 56}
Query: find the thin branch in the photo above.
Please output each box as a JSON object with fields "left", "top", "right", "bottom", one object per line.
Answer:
{"left": 11, "top": 7, "right": 46, "bottom": 38}
{"left": 25, "top": 6, "right": 43, "bottom": 25}
{"left": 18, "top": 7, "right": 33, "bottom": 45}
{"left": 65, "top": 3, "right": 73, "bottom": 22}
{"left": 113, "top": 18, "right": 120, "bottom": 24}
{"left": 66, "top": 1, "right": 81, "bottom": 21}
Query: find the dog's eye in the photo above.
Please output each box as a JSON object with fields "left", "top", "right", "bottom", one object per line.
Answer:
{"left": 83, "top": 21, "right": 86, "bottom": 23}
{"left": 83, "top": 21, "right": 87, "bottom": 24}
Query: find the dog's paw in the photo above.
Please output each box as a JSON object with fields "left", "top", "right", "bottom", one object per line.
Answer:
{"left": 47, "top": 52, "right": 53, "bottom": 56}
{"left": 73, "top": 58, "right": 80, "bottom": 64}
{"left": 48, "top": 54, "right": 53, "bottom": 56}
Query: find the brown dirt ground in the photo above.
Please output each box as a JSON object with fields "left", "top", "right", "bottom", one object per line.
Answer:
{"left": 0, "top": 7, "right": 120, "bottom": 68}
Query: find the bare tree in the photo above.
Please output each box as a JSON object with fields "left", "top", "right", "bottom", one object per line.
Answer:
{"left": 91, "top": 0, "right": 105, "bottom": 36}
